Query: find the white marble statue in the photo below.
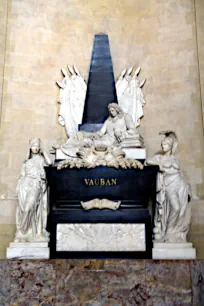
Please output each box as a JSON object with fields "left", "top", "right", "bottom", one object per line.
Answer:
{"left": 14, "top": 138, "right": 52, "bottom": 243}
{"left": 145, "top": 131, "right": 191, "bottom": 243}
{"left": 56, "top": 65, "right": 146, "bottom": 137}
{"left": 55, "top": 103, "right": 144, "bottom": 158}
{"left": 116, "top": 66, "right": 146, "bottom": 127}
{"left": 56, "top": 65, "right": 87, "bottom": 137}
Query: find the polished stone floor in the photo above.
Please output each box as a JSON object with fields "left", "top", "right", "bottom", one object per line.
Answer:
{"left": 0, "top": 260, "right": 203, "bottom": 306}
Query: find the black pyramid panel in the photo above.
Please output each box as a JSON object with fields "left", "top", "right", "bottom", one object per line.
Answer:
{"left": 81, "top": 34, "right": 118, "bottom": 126}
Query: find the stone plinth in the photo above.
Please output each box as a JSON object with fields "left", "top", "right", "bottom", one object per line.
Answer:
{"left": 7, "top": 242, "right": 50, "bottom": 259}
{"left": 153, "top": 242, "right": 196, "bottom": 260}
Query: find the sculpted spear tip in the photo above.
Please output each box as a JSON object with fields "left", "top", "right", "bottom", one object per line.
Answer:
{"left": 56, "top": 81, "right": 64, "bottom": 89}
{"left": 61, "top": 67, "right": 68, "bottom": 78}
{"left": 134, "top": 66, "right": 141, "bottom": 77}
{"left": 127, "top": 66, "right": 134, "bottom": 75}
{"left": 139, "top": 79, "right": 146, "bottom": 88}
{"left": 67, "top": 64, "right": 75, "bottom": 75}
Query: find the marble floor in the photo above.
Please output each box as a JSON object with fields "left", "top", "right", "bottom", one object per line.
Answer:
{"left": 0, "top": 260, "right": 203, "bottom": 306}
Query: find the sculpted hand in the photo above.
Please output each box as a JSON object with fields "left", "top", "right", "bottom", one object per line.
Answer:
{"left": 50, "top": 145, "right": 60, "bottom": 154}
{"left": 40, "top": 149, "right": 49, "bottom": 157}
{"left": 159, "top": 164, "right": 165, "bottom": 173}
{"left": 114, "top": 130, "right": 122, "bottom": 143}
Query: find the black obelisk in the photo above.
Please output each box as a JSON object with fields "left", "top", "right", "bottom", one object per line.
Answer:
{"left": 79, "top": 34, "right": 118, "bottom": 132}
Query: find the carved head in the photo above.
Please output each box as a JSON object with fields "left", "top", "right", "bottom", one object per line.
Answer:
{"left": 160, "top": 131, "right": 178, "bottom": 155}
{"left": 26, "top": 138, "right": 41, "bottom": 159}
{"left": 108, "top": 103, "right": 123, "bottom": 118}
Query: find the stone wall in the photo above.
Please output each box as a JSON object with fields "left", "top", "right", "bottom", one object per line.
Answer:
{"left": 0, "top": 259, "right": 204, "bottom": 305}
{"left": 0, "top": 0, "right": 204, "bottom": 258}
{"left": 195, "top": 0, "right": 204, "bottom": 125}
{"left": 0, "top": 0, "right": 7, "bottom": 119}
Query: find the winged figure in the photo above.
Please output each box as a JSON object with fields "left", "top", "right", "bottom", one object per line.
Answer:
{"left": 56, "top": 65, "right": 146, "bottom": 136}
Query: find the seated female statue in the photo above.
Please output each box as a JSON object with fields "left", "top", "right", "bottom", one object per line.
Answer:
{"left": 14, "top": 138, "right": 52, "bottom": 242}
{"left": 145, "top": 131, "right": 191, "bottom": 243}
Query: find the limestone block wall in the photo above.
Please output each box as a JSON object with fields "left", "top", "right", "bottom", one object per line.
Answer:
{"left": 0, "top": 0, "right": 7, "bottom": 117}
{"left": 195, "top": 0, "right": 204, "bottom": 125}
{"left": 0, "top": 0, "right": 204, "bottom": 258}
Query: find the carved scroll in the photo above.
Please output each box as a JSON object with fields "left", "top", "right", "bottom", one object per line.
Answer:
{"left": 80, "top": 198, "right": 121, "bottom": 210}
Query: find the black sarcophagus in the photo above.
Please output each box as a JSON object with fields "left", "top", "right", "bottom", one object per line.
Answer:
{"left": 46, "top": 165, "right": 158, "bottom": 259}
{"left": 46, "top": 166, "right": 157, "bottom": 208}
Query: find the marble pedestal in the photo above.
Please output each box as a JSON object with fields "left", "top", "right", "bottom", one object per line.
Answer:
{"left": 152, "top": 242, "right": 196, "bottom": 260}
{"left": 56, "top": 147, "right": 146, "bottom": 160}
{"left": 7, "top": 242, "right": 50, "bottom": 259}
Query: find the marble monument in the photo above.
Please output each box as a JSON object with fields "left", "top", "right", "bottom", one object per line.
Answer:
{"left": 145, "top": 131, "right": 196, "bottom": 259}
{"left": 46, "top": 34, "right": 155, "bottom": 259}
{"left": 7, "top": 138, "right": 52, "bottom": 259}
{"left": 6, "top": 33, "right": 196, "bottom": 260}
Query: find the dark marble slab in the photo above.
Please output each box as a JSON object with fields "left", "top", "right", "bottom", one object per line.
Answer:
{"left": 45, "top": 165, "right": 158, "bottom": 206}
{"left": 79, "top": 123, "right": 103, "bottom": 133}
{"left": 146, "top": 296, "right": 192, "bottom": 306}
{"left": 56, "top": 259, "right": 147, "bottom": 306}
{"left": 1, "top": 260, "right": 202, "bottom": 305}
{"left": 190, "top": 260, "right": 204, "bottom": 306}
{"left": 10, "top": 260, "right": 56, "bottom": 305}
{"left": 146, "top": 260, "right": 192, "bottom": 305}
{"left": 56, "top": 259, "right": 105, "bottom": 271}
{"left": 0, "top": 260, "right": 10, "bottom": 306}
{"left": 82, "top": 34, "right": 118, "bottom": 125}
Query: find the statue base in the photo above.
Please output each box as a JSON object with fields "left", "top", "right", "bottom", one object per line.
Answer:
{"left": 152, "top": 242, "right": 196, "bottom": 260}
{"left": 56, "top": 147, "right": 146, "bottom": 160}
{"left": 6, "top": 242, "right": 50, "bottom": 259}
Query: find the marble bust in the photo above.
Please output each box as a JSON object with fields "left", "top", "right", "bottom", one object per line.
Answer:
{"left": 145, "top": 131, "right": 191, "bottom": 243}
{"left": 55, "top": 103, "right": 144, "bottom": 158}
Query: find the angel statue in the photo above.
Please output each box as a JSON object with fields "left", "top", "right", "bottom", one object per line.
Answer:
{"left": 116, "top": 67, "right": 146, "bottom": 127}
{"left": 145, "top": 131, "right": 191, "bottom": 243}
{"left": 56, "top": 64, "right": 146, "bottom": 137}
{"left": 56, "top": 65, "right": 87, "bottom": 137}
{"left": 14, "top": 138, "right": 52, "bottom": 243}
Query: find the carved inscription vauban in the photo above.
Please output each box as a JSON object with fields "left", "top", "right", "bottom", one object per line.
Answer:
{"left": 84, "top": 178, "right": 117, "bottom": 186}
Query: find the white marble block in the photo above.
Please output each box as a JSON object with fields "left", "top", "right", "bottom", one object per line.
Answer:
{"left": 7, "top": 242, "right": 50, "bottom": 259}
{"left": 122, "top": 148, "right": 146, "bottom": 159}
{"left": 57, "top": 223, "right": 146, "bottom": 251}
{"left": 56, "top": 149, "right": 72, "bottom": 160}
{"left": 152, "top": 242, "right": 196, "bottom": 260}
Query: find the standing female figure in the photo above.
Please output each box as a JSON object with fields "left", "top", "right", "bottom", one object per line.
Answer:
{"left": 146, "top": 131, "right": 191, "bottom": 243}
{"left": 15, "top": 138, "right": 52, "bottom": 242}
